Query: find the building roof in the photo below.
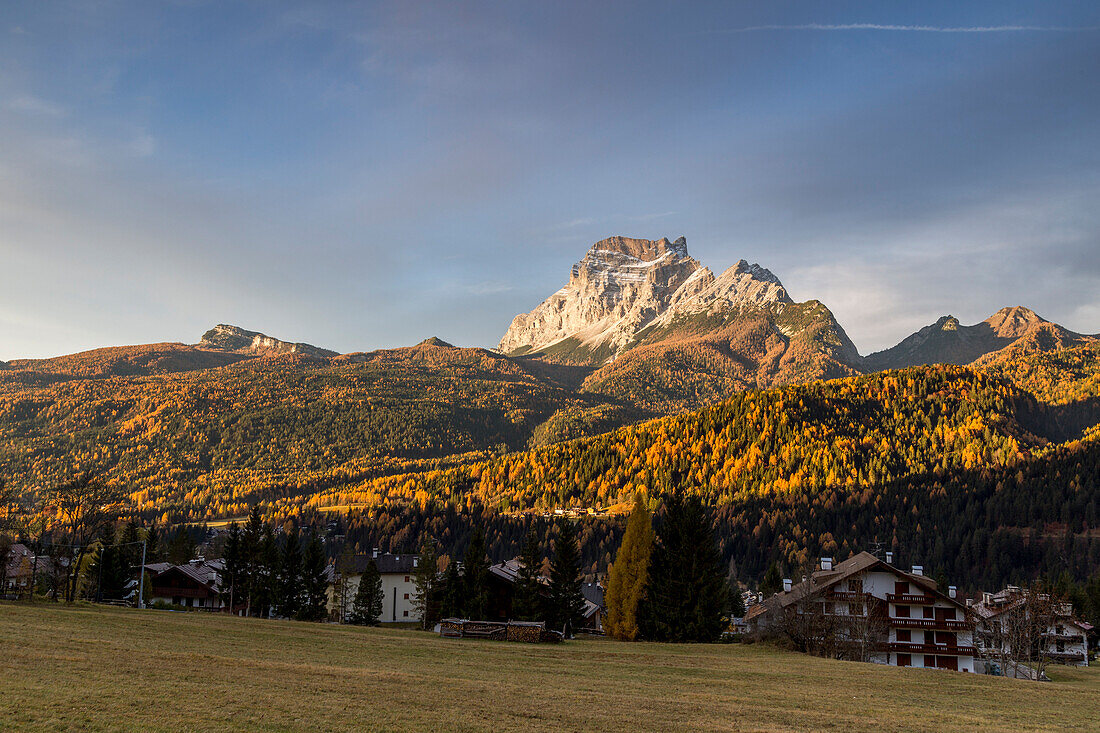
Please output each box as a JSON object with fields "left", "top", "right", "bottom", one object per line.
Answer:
{"left": 744, "top": 551, "right": 964, "bottom": 623}
{"left": 488, "top": 558, "right": 550, "bottom": 587}
{"left": 581, "top": 582, "right": 604, "bottom": 608}
{"left": 330, "top": 553, "right": 420, "bottom": 581}
{"left": 147, "top": 559, "right": 224, "bottom": 593}
{"left": 4, "top": 543, "right": 33, "bottom": 577}
{"left": 970, "top": 587, "right": 1086, "bottom": 624}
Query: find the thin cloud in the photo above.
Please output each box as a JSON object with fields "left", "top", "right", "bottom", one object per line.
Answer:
{"left": 717, "top": 23, "right": 1100, "bottom": 34}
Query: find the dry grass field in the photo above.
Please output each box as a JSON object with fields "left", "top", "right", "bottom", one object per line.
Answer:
{"left": 1, "top": 602, "right": 1097, "bottom": 732}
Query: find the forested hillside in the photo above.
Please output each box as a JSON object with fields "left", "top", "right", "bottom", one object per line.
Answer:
{"left": 0, "top": 340, "right": 619, "bottom": 519}
{"left": 4, "top": 325, "right": 1100, "bottom": 590}
{"left": 304, "top": 365, "right": 1100, "bottom": 589}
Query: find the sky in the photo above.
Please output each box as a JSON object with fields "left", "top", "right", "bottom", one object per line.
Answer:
{"left": 2, "top": 0, "right": 1099, "bottom": 359}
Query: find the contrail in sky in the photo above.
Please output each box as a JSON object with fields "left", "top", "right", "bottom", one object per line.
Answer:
{"left": 719, "top": 23, "right": 1100, "bottom": 33}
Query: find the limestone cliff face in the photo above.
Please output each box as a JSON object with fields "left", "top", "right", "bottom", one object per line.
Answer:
{"left": 198, "top": 324, "right": 337, "bottom": 358}
{"left": 498, "top": 236, "right": 790, "bottom": 363}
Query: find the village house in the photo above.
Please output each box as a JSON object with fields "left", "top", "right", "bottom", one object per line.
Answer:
{"left": 484, "top": 558, "right": 603, "bottom": 632}
{"left": 3, "top": 543, "right": 35, "bottom": 600}
{"left": 971, "top": 586, "right": 1091, "bottom": 672}
{"left": 328, "top": 551, "right": 420, "bottom": 623}
{"left": 745, "top": 551, "right": 977, "bottom": 672}
{"left": 143, "top": 558, "right": 226, "bottom": 610}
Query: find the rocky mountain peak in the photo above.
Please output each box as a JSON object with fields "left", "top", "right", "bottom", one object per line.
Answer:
{"left": 499, "top": 236, "right": 799, "bottom": 364}
{"left": 983, "top": 306, "right": 1046, "bottom": 339}
{"left": 587, "top": 235, "right": 687, "bottom": 261}
{"left": 198, "top": 324, "right": 336, "bottom": 358}
{"left": 936, "top": 315, "right": 960, "bottom": 332}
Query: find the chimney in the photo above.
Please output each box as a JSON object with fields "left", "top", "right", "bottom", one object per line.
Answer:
{"left": 982, "top": 592, "right": 992, "bottom": 604}
{"left": 820, "top": 557, "right": 833, "bottom": 571}
{"left": 413, "top": 557, "right": 419, "bottom": 567}
{"left": 782, "top": 578, "right": 792, "bottom": 593}
{"left": 911, "top": 565, "right": 923, "bottom": 576}
{"left": 885, "top": 551, "right": 893, "bottom": 564}
{"left": 372, "top": 547, "right": 379, "bottom": 559}
{"left": 948, "top": 586, "right": 957, "bottom": 599}
{"left": 966, "top": 599, "right": 974, "bottom": 608}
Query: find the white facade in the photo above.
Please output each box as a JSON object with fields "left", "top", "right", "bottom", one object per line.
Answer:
{"left": 337, "top": 571, "right": 419, "bottom": 623}
{"left": 329, "top": 552, "right": 422, "bottom": 623}
{"left": 746, "top": 553, "right": 977, "bottom": 673}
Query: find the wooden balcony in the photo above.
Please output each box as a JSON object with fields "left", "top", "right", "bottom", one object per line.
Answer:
{"left": 886, "top": 593, "right": 936, "bottom": 604}
{"left": 825, "top": 590, "right": 869, "bottom": 602}
{"left": 890, "top": 617, "right": 972, "bottom": 631}
{"left": 887, "top": 642, "right": 976, "bottom": 656}
{"left": 1045, "top": 650, "right": 1087, "bottom": 662}
{"left": 151, "top": 585, "right": 217, "bottom": 599}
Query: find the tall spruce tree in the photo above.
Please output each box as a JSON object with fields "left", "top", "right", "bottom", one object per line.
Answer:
{"left": 222, "top": 521, "right": 243, "bottom": 612}
{"left": 512, "top": 530, "right": 544, "bottom": 621}
{"left": 241, "top": 506, "right": 265, "bottom": 616}
{"left": 412, "top": 537, "right": 440, "bottom": 630}
{"left": 350, "top": 559, "right": 384, "bottom": 625}
{"left": 604, "top": 494, "right": 654, "bottom": 640}
{"left": 760, "top": 561, "right": 782, "bottom": 598}
{"left": 278, "top": 525, "right": 303, "bottom": 619}
{"left": 144, "top": 524, "right": 161, "bottom": 564}
{"left": 546, "top": 518, "right": 586, "bottom": 636}
{"left": 639, "top": 494, "right": 728, "bottom": 642}
{"left": 253, "top": 524, "right": 279, "bottom": 618}
{"left": 463, "top": 527, "right": 490, "bottom": 620}
{"left": 298, "top": 531, "right": 329, "bottom": 621}
{"left": 440, "top": 560, "right": 464, "bottom": 619}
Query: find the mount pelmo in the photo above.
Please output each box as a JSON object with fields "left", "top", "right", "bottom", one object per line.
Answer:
{"left": 499, "top": 235, "right": 858, "bottom": 366}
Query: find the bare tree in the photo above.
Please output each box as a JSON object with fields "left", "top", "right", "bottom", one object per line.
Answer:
{"left": 981, "top": 583, "right": 1062, "bottom": 680}
{"left": 776, "top": 560, "right": 844, "bottom": 658}
{"left": 841, "top": 594, "right": 891, "bottom": 663}
{"left": 47, "top": 473, "right": 127, "bottom": 602}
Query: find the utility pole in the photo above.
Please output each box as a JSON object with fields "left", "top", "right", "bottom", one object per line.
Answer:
{"left": 96, "top": 540, "right": 105, "bottom": 603}
{"left": 138, "top": 539, "right": 147, "bottom": 609}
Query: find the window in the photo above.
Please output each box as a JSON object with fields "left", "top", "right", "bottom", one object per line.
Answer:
{"left": 848, "top": 577, "right": 863, "bottom": 593}
{"left": 896, "top": 605, "right": 910, "bottom": 618}
{"left": 403, "top": 610, "right": 409, "bottom": 617}
{"left": 896, "top": 630, "right": 911, "bottom": 642}
{"left": 897, "top": 654, "right": 911, "bottom": 667}
{"left": 894, "top": 581, "right": 909, "bottom": 595}
{"left": 404, "top": 576, "right": 410, "bottom": 583}
{"left": 922, "top": 607, "right": 934, "bottom": 619}
{"left": 848, "top": 602, "right": 863, "bottom": 617}
{"left": 403, "top": 593, "right": 409, "bottom": 600}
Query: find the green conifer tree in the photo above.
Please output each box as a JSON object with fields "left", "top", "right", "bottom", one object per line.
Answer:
{"left": 350, "top": 559, "right": 384, "bottom": 626}
{"left": 760, "top": 561, "right": 782, "bottom": 598}
{"left": 604, "top": 494, "right": 654, "bottom": 640}
{"left": 298, "top": 531, "right": 330, "bottom": 622}
{"left": 144, "top": 524, "right": 161, "bottom": 564}
{"left": 512, "top": 530, "right": 544, "bottom": 621}
{"left": 278, "top": 525, "right": 303, "bottom": 619}
{"left": 412, "top": 537, "right": 440, "bottom": 630}
{"left": 639, "top": 494, "right": 728, "bottom": 643}
{"left": 440, "top": 560, "right": 463, "bottom": 619}
{"left": 221, "top": 521, "right": 243, "bottom": 612}
{"left": 463, "top": 527, "right": 490, "bottom": 619}
{"left": 546, "top": 518, "right": 586, "bottom": 636}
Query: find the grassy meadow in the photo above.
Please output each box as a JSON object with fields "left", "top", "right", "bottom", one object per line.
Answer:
{"left": 1, "top": 602, "right": 1097, "bottom": 732}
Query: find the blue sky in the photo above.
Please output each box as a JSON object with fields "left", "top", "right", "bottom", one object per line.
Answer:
{"left": 2, "top": 1, "right": 1099, "bottom": 358}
